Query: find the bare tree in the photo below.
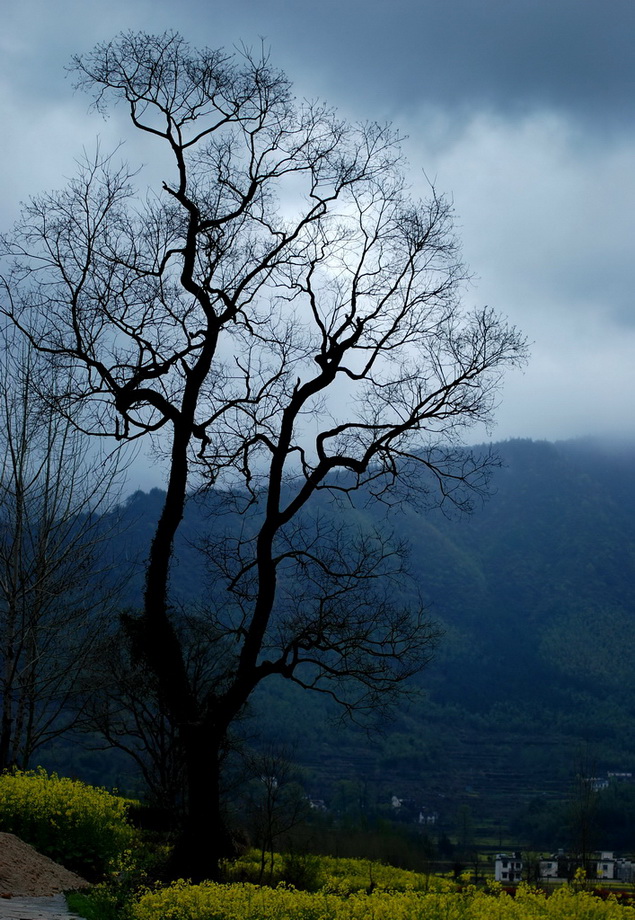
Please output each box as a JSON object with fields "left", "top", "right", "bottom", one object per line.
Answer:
{"left": 79, "top": 614, "right": 185, "bottom": 815}
{"left": 0, "top": 323, "right": 125, "bottom": 770}
{"left": 0, "top": 32, "right": 527, "bottom": 877}
{"left": 243, "top": 744, "right": 309, "bottom": 884}
{"left": 568, "top": 749, "right": 600, "bottom": 875}
{"left": 81, "top": 605, "right": 236, "bottom": 817}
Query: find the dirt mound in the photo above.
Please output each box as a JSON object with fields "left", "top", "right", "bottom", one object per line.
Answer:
{"left": 0, "top": 833, "right": 89, "bottom": 897}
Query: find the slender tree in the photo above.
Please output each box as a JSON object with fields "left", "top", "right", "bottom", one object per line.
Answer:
{"left": 243, "top": 744, "right": 309, "bottom": 884}
{"left": 80, "top": 617, "right": 185, "bottom": 815}
{"left": 0, "top": 324, "right": 124, "bottom": 769}
{"left": 1, "top": 32, "right": 527, "bottom": 877}
{"left": 569, "top": 749, "right": 600, "bottom": 875}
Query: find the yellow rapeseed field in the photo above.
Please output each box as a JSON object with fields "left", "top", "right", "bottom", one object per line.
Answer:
{"left": 0, "top": 767, "right": 136, "bottom": 876}
{"left": 132, "top": 879, "right": 635, "bottom": 920}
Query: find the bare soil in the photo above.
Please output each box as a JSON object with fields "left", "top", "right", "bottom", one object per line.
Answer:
{"left": 0, "top": 833, "right": 89, "bottom": 897}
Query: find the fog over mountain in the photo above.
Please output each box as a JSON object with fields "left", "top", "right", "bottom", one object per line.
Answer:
{"left": 81, "top": 436, "right": 634, "bottom": 844}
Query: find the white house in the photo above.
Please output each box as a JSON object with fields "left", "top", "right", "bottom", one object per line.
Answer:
{"left": 539, "top": 857, "right": 559, "bottom": 879}
{"left": 538, "top": 851, "right": 634, "bottom": 881}
{"left": 494, "top": 853, "right": 523, "bottom": 882}
{"left": 597, "top": 852, "right": 616, "bottom": 880}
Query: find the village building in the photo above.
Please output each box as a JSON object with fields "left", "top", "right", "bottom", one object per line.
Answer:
{"left": 539, "top": 856, "right": 559, "bottom": 879}
{"left": 494, "top": 853, "right": 523, "bottom": 882}
{"left": 538, "top": 851, "right": 635, "bottom": 882}
{"left": 597, "top": 852, "right": 616, "bottom": 880}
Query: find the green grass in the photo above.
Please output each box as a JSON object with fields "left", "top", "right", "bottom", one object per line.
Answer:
{"left": 66, "top": 887, "right": 127, "bottom": 920}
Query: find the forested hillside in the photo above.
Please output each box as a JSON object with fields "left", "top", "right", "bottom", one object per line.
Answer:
{"left": 44, "top": 437, "right": 635, "bottom": 848}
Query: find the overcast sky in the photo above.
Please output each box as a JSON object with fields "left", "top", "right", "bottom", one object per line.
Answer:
{"left": 2, "top": 0, "right": 634, "bottom": 469}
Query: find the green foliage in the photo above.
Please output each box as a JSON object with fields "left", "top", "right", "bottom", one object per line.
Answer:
{"left": 66, "top": 887, "right": 127, "bottom": 920}
{"left": 279, "top": 852, "right": 324, "bottom": 891}
{"left": 513, "top": 779, "right": 635, "bottom": 853}
{"left": 0, "top": 767, "right": 138, "bottom": 878}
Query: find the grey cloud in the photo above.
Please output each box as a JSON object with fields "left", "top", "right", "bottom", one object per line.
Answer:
{"left": 2, "top": 0, "right": 634, "bottom": 443}
{"left": 170, "top": 0, "right": 635, "bottom": 127}
{"left": 6, "top": 0, "right": 634, "bottom": 127}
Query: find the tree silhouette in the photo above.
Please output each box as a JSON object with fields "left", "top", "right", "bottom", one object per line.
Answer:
{"left": 1, "top": 32, "right": 527, "bottom": 878}
{"left": 0, "top": 324, "right": 124, "bottom": 770}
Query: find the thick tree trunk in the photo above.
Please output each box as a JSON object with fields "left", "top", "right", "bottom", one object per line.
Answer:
{"left": 0, "top": 710, "right": 12, "bottom": 771}
{"left": 169, "top": 725, "right": 236, "bottom": 881}
{"left": 1, "top": 616, "right": 17, "bottom": 771}
{"left": 141, "top": 424, "right": 239, "bottom": 880}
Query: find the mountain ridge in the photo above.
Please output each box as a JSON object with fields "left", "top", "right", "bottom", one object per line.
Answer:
{"left": 43, "top": 436, "right": 635, "bottom": 845}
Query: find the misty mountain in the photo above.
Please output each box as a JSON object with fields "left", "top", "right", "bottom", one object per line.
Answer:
{"left": 75, "top": 437, "right": 635, "bottom": 839}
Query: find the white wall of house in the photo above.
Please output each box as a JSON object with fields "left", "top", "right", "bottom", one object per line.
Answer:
{"left": 539, "top": 859, "right": 559, "bottom": 878}
{"left": 494, "top": 854, "right": 523, "bottom": 882}
{"left": 597, "top": 852, "right": 616, "bottom": 880}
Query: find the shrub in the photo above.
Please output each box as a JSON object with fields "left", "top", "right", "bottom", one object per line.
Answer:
{"left": 280, "top": 852, "right": 324, "bottom": 891}
{"left": 0, "top": 767, "right": 137, "bottom": 879}
{"left": 66, "top": 886, "right": 124, "bottom": 920}
{"left": 224, "top": 849, "right": 439, "bottom": 893}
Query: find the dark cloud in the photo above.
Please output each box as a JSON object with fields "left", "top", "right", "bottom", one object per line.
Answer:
{"left": 6, "top": 0, "right": 633, "bottom": 129}
{"left": 172, "top": 0, "right": 635, "bottom": 126}
{"left": 2, "top": 0, "right": 634, "bottom": 443}
{"left": 260, "top": 0, "right": 635, "bottom": 126}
